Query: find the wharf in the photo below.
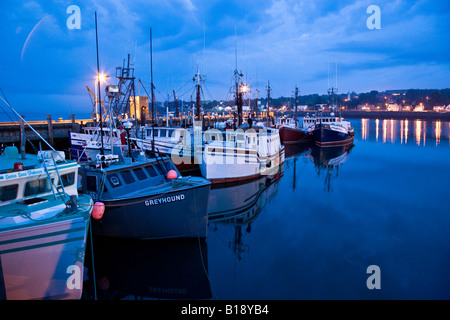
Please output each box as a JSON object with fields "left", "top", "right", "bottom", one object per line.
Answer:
{"left": 0, "top": 114, "right": 89, "bottom": 144}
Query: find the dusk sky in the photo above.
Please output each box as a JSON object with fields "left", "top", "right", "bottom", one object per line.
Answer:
{"left": 0, "top": 0, "right": 449, "bottom": 119}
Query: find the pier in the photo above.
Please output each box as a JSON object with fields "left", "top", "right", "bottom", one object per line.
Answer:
{"left": 0, "top": 114, "right": 88, "bottom": 144}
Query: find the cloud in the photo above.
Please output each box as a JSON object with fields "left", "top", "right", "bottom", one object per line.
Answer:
{"left": 179, "top": 0, "right": 197, "bottom": 12}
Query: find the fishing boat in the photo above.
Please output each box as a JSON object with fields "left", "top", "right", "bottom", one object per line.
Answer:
{"left": 199, "top": 123, "right": 285, "bottom": 183}
{"left": 310, "top": 88, "right": 354, "bottom": 146}
{"left": 0, "top": 146, "right": 93, "bottom": 300}
{"left": 132, "top": 125, "right": 198, "bottom": 174}
{"left": 78, "top": 146, "right": 211, "bottom": 239}
{"left": 278, "top": 117, "right": 312, "bottom": 144}
{"left": 69, "top": 124, "right": 127, "bottom": 162}
{"left": 278, "top": 87, "right": 313, "bottom": 145}
{"left": 198, "top": 59, "right": 285, "bottom": 183}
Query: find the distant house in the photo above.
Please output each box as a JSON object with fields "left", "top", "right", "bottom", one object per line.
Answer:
{"left": 357, "top": 104, "right": 375, "bottom": 111}
{"left": 402, "top": 105, "right": 412, "bottom": 111}
{"left": 433, "top": 106, "right": 445, "bottom": 112}
{"left": 387, "top": 103, "right": 400, "bottom": 111}
{"left": 445, "top": 105, "right": 450, "bottom": 112}
{"left": 414, "top": 104, "right": 425, "bottom": 112}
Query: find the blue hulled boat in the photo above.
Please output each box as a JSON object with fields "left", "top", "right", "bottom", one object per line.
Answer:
{"left": 78, "top": 149, "right": 211, "bottom": 239}
{"left": 310, "top": 88, "right": 354, "bottom": 146}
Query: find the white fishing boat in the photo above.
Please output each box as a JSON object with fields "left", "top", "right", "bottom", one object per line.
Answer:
{"left": 132, "top": 125, "right": 198, "bottom": 173}
{"left": 69, "top": 124, "right": 126, "bottom": 162}
{"left": 199, "top": 123, "right": 285, "bottom": 184}
{"left": 0, "top": 146, "right": 93, "bottom": 300}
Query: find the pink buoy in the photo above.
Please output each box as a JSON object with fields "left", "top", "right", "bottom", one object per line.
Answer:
{"left": 167, "top": 169, "right": 178, "bottom": 180}
{"left": 91, "top": 202, "right": 105, "bottom": 220}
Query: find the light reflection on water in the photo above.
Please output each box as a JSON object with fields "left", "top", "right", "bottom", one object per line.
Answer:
{"left": 358, "top": 118, "right": 449, "bottom": 147}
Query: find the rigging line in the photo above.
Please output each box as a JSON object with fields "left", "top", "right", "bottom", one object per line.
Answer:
{"left": 0, "top": 88, "right": 21, "bottom": 124}
{"left": 175, "top": 79, "right": 194, "bottom": 94}
{"left": 0, "top": 96, "right": 56, "bottom": 152}
{"left": 0, "top": 89, "right": 40, "bottom": 154}
{"left": 203, "top": 85, "right": 214, "bottom": 102}
{"left": 179, "top": 85, "right": 196, "bottom": 100}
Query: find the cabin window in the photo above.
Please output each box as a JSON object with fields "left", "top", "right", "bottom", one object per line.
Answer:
{"left": 60, "top": 172, "right": 75, "bottom": 187}
{"left": 107, "top": 173, "right": 122, "bottom": 188}
{"left": 146, "top": 129, "right": 153, "bottom": 137}
{"left": 145, "top": 166, "right": 158, "bottom": 177}
{"left": 24, "top": 178, "right": 52, "bottom": 197}
{"left": 133, "top": 168, "right": 147, "bottom": 181}
{"left": 160, "top": 129, "right": 167, "bottom": 137}
{"left": 121, "top": 170, "right": 135, "bottom": 184}
{"left": 86, "top": 175, "right": 98, "bottom": 192}
{"left": 0, "top": 184, "right": 18, "bottom": 202}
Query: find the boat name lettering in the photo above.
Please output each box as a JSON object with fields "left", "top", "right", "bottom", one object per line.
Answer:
{"left": 145, "top": 194, "right": 185, "bottom": 206}
{"left": 1, "top": 169, "right": 44, "bottom": 181}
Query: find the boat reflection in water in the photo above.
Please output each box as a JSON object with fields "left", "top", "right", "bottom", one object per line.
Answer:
{"left": 307, "top": 144, "right": 354, "bottom": 192}
{"left": 207, "top": 163, "right": 284, "bottom": 260}
{"left": 84, "top": 236, "right": 211, "bottom": 300}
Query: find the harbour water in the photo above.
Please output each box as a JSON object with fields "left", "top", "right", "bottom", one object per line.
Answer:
{"left": 83, "top": 118, "right": 450, "bottom": 300}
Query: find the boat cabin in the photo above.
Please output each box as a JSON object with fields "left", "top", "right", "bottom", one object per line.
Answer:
{"left": 78, "top": 155, "right": 179, "bottom": 202}
{"left": 0, "top": 147, "right": 79, "bottom": 205}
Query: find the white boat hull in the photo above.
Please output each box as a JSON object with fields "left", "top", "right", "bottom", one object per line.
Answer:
{"left": 0, "top": 202, "right": 91, "bottom": 300}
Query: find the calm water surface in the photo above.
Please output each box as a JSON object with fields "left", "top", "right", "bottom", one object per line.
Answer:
{"left": 85, "top": 118, "right": 450, "bottom": 300}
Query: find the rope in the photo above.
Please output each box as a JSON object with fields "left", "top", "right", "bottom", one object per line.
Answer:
{"left": 88, "top": 217, "right": 97, "bottom": 300}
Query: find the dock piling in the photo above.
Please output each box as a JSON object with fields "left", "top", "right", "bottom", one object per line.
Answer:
{"left": 46, "top": 114, "right": 54, "bottom": 145}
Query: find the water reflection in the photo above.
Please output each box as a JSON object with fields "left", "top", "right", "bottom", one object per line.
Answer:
{"left": 435, "top": 121, "right": 441, "bottom": 146}
{"left": 307, "top": 144, "right": 354, "bottom": 192}
{"left": 358, "top": 119, "right": 449, "bottom": 146}
{"left": 207, "top": 166, "right": 284, "bottom": 261}
{"left": 84, "top": 237, "right": 211, "bottom": 300}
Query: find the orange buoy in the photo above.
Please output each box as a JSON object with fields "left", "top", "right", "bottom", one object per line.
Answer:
{"left": 91, "top": 202, "right": 105, "bottom": 220}
{"left": 167, "top": 170, "right": 178, "bottom": 180}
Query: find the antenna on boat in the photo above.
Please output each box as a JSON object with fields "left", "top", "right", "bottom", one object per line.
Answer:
{"left": 95, "top": 11, "right": 104, "bottom": 155}
{"left": 203, "top": 22, "right": 207, "bottom": 77}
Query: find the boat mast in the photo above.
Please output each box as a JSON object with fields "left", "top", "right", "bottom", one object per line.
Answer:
{"left": 150, "top": 28, "right": 156, "bottom": 154}
{"left": 294, "top": 86, "right": 299, "bottom": 127}
{"left": 95, "top": 12, "right": 104, "bottom": 155}
{"left": 266, "top": 81, "right": 271, "bottom": 127}
{"left": 233, "top": 26, "right": 243, "bottom": 127}
{"left": 173, "top": 89, "right": 179, "bottom": 119}
{"left": 255, "top": 88, "right": 259, "bottom": 119}
{"left": 195, "top": 69, "right": 202, "bottom": 123}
